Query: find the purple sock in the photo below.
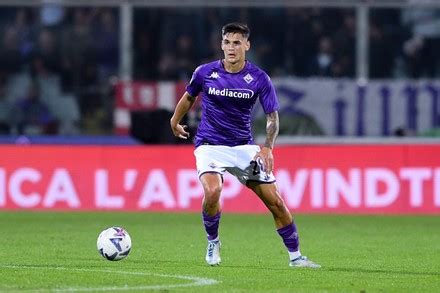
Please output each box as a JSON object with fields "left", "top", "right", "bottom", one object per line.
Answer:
{"left": 277, "top": 222, "right": 300, "bottom": 252}
{"left": 202, "top": 211, "right": 221, "bottom": 241}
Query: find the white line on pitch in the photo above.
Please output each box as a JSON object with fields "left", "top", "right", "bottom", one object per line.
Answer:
{"left": 0, "top": 264, "right": 220, "bottom": 292}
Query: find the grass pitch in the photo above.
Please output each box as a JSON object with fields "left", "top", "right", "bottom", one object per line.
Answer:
{"left": 1, "top": 212, "right": 439, "bottom": 292}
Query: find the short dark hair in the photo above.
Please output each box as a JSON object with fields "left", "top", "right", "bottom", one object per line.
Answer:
{"left": 222, "top": 22, "right": 250, "bottom": 39}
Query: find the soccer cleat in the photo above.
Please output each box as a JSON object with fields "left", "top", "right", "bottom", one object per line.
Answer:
{"left": 289, "top": 255, "right": 321, "bottom": 268}
{"left": 205, "top": 240, "right": 221, "bottom": 266}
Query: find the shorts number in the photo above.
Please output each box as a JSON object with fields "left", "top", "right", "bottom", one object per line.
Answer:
{"left": 250, "top": 160, "right": 261, "bottom": 175}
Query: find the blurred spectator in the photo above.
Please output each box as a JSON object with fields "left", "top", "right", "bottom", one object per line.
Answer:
{"left": 199, "top": 8, "right": 223, "bottom": 61}
{"left": 0, "top": 27, "right": 24, "bottom": 77}
{"left": 0, "top": 77, "right": 19, "bottom": 134}
{"left": 30, "top": 29, "right": 62, "bottom": 76}
{"left": 283, "top": 8, "right": 320, "bottom": 76}
{"left": 59, "top": 7, "right": 105, "bottom": 126}
{"left": 16, "top": 82, "right": 57, "bottom": 135}
{"left": 1, "top": 5, "right": 438, "bottom": 136}
{"left": 249, "top": 8, "right": 284, "bottom": 75}
{"left": 61, "top": 8, "right": 96, "bottom": 92}
{"left": 40, "top": 3, "right": 65, "bottom": 27}
{"left": 134, "top": 31, "right": 157, "bottom": 80}
{"left": 201, "top": 30, "right": 223, "bottom": 63}
{"left": 308, "top": 36, "right": 335, "bottom": 76}
{"left": 158, "top": 52, "right": 178, "bottom": 80}
{"left": 369, "top": 21, "right": 394, "bottom": 78}
{"left": 132, "top": 7, "right": 358, "bottom": 79}
{"left": 93, "top": 9, "right": 119, "bottom": 83}
{"left": 401, "top": 9, "right": 440, "bottom": 78}
{"left": 175, "top": 34, "right": 196, "bottom": 80}
{"left": 332, "top": 11, "right": 356, "bottom": 77}
{"left": 133, "top": 8, "right": 161, "bottom": 80}
{"left": 9, "top": 8, "right": 34, "bottom": 60}
{"left": 77, "top": 62, "right": 100, "bottom": 117}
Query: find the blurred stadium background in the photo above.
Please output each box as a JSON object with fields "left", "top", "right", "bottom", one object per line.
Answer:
{"left": 0, "top": 0, "right": 439, "bottom": 139}
{"left": 0, "top": 0, "right": 439, "bottom": 212}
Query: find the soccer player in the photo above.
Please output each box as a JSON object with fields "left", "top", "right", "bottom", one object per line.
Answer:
{"left": 170, "top": 22, "right": 320, "bottom": 268}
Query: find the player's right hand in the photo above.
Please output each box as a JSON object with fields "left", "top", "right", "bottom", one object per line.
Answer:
{"left": 171, "top": 123, "right": 190, "bottom": 139}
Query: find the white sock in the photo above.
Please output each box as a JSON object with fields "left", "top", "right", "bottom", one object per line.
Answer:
{"left": 289, "top": 250, "right": 301, "bottom": 260}
{"left": 208, "top": 236, "right": 219, "bottom": 242}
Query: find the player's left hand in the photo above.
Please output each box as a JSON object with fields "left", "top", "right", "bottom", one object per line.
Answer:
{"left": 170, "top": 123, "right": 190, "bottom": 139}
{"left": 254, "top": 146, "right": 274, "bottom": 174}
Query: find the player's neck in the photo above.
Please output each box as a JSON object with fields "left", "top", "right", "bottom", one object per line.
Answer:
{"left": 222, "top": 59, "right": 246, "bottom": 73}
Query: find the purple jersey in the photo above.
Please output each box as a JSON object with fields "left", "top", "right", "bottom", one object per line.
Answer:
{"left": 186, "top": 60, "right": 279, "bottom": 147}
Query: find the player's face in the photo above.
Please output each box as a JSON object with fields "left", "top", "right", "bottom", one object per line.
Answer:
{"left": 221, "top": 33, "right": 250, "bottom": 65}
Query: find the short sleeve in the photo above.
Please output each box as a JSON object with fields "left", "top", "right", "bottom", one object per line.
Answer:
{"left": 258, "top": 73, "right": 279, "bottom": 114}
{"left": 186, "top": 65, "right": 204, "bottom": 97}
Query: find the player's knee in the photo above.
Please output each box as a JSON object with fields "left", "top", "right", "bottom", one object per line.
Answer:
{"left": 269, "top": 197, "right": 288, "bottom": 215}
{"left": 204, "top": 185, "right": 222, "bottom": 203}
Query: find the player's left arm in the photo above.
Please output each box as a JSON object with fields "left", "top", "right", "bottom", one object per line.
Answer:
{"left": 170, "top": 92, "right": 197, "bottom": 139}
{"left": 255, "top": 110, "right": 279, "bottom": 174}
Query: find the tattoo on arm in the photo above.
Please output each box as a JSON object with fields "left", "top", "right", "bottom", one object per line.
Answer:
{"left": 264, "top": 111, "right": 279, "bottom": 149}
{"left": 186, "top": 95, "right": 196, "bottom": 103}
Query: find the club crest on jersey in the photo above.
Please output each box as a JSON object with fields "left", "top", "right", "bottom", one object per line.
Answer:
{"left": 243, "top": 73, "right": 254, "bottom": 84}
{"left": 209, "top": 72, "right": 220, "bottom": 79}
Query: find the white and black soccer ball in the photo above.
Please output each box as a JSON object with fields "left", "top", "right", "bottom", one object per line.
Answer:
{"left": 97, "top": 227, "right": 132, "bottom": 261}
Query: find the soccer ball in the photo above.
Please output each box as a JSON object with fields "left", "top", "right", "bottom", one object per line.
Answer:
{"left": 97, "top": 227, "right": 132, "bottom": 261}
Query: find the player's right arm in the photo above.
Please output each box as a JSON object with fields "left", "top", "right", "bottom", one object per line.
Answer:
{"left": 170, "top": 92, "right": 197, "bottom": 139}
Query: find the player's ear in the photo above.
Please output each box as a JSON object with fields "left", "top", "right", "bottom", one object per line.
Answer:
{"left": 221, "top": 39, "right": 226, "bottom": 50}
{"left": 245, "top": 40, "right": 250, "bottom": 51}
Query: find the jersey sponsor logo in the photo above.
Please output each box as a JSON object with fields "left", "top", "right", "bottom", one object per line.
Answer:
{"left": 209, "top": 72, "right": 220, "bottom": 79}
{"left": 208, "top": 87, "right": 254, "bottom": 99}
{"left": 243, "top": 73, "right": 254, "bottom": 84}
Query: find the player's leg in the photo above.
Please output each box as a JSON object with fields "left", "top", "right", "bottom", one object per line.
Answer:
{"left": 247, "top": 181, "right": 320, "bottom": 268}
{"left": 194, "top": 145, "right": 232, "bottom": 266}
{"left": 247, "top": 182, "right": 298, "bottom": 252}
{"left": 200, "top": 172, "right": 223, "bottom": 217}
{"left": 200, "top": 172, "right": 223, "bottom": 265}
{"left": 247, "top": 182, "right": 292, "bottom": 228}
{"left": 200, "top": 172, "right": 223, "bottom": 240}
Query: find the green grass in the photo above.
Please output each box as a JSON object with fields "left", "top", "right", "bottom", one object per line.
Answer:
{"left": 1, "top": 212, "right": 439, "bottom": 292}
